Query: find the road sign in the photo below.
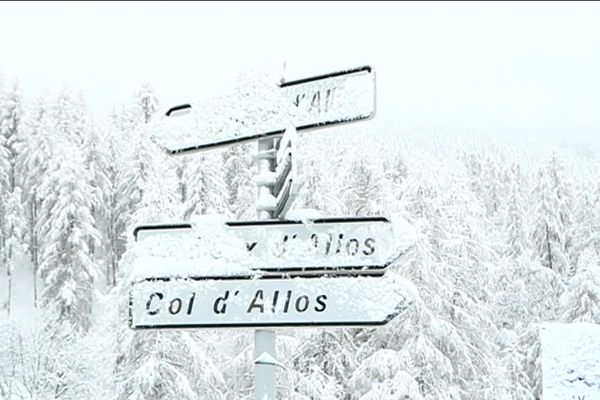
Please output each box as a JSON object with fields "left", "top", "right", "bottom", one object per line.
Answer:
{"left": 154, "top": 65, "right": 376, "bottom": 154}
{"left": 129, "top": 274, "right": 412, "bottom": 329}
{"left": 134, "top": 217, "right": 412, "bottom": 274}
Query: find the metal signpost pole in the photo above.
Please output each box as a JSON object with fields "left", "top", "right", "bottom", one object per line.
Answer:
{"left": 255, "top": 137, "right": 277, "bottom": 400}
{"left": 133, "top": 65, "right": 395, "bottom": 400}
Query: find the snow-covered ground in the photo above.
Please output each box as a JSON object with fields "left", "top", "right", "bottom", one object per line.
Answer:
{"left": 542, "top": 322, "right": 600, "bottom": 400}
{"left": 0, "top": 252, "right": 38, "bottom": 323}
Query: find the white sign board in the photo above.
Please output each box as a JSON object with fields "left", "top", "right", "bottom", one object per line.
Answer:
{"left": 129, "top": 274, "right": 412, "bottom": 329}
{"left": 541, "top": 322, "right": 600, "bottom": 400}
{"left": 134, "top": 217, "right": 411, "bottom": 274}
{"left": 154, "top": 66, "right": 376, "bottom": 154}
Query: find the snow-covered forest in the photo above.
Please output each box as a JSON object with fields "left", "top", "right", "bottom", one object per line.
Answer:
{"left": 1, "top": 68, "right": 599, "bottom": 400}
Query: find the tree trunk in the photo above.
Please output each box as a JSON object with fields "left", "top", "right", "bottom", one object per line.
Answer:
{"left": 545, "top": 222, "right": 553, "bottom": 271}
{"left": 31, "top": 193, "right": 39, "bottom": 308}
{"left": 7, "top": 248, "right": 12, "bottom": 317}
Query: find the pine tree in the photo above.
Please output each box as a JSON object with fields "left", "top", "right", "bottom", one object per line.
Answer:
{"left": 530, "top": 160, "right": 571, "bottom": 277}
{"left": 0, "top": 80, "right": 23, "bottom": 192}
{"left": 134, "top": 82, "right": 159, "bottom": 125}
{"left": 126, "top": 119, "right": 180, "bottom": 227}
{"left": 182, "top": 151, "right": 229, "bottom": 220}
{"left": 36, "top": 90, "right": 100, "bottom": 332}
{"left": 1, "top": 189, "right": 27, "bottom": 317}
{"left": 93, "top": 110, "right": 131, "bottom": 287}
{"left": 497, "top": 328, "right": 535, "bottom": 400}
{"left": 359, "top": 160, "right": 503, "bottom": 400}
{"left": 223, "top": 143, "right": 256, "bottom": 218}
{"left": 350, "top": 348, "right": 424, "bottom": 400}
{"left": 382, "top": 153, "right": 409, "bottom": 211}
{"left": 294, "top": 157, "right": 345, "bottom": 216}
{"left": 560, "top": 247, "right": 600, "bottom": 323}
{"left": 38, "top": 149, "right": 100, "bottom": 332}
{"left": 116, "top": 84, "right": 169, "bottom": 245}
{"left": 505, "top": 163, "right": 527, "bottom": 258}
{"left": 16, "top": 95, "right": 52, "bottom": 306}
{"left": 84, "top": 122, "right": 116, "bottom": 287}
{"left": 290, "top": 330, "right": 356, "bottom": 398}
{"left": 568, "top": 175, "right": 599, "bottom": 272}
{"left": 519, "top": 325, "right": 542, "bottom": 400}
{"left": 0, "top": 80, "right": 26, "bottom": 317}
{"left": 340, "top": 154, "right": 384, "bottom": 216}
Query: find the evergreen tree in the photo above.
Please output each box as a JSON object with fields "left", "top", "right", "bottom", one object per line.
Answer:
{"left": 223, "top": 143, "right": 256, "bottom": 218}
{"left": 0, "top": 80, "right": 26, "bottom": 316}
{"left": 519, "top": 325, "right": 542, "bottom": 400}
{"left": 16, "top": 95, "right": 52, "bottom": 306}
{"left": 340, "top": 154, "right": 384, "bottom": 216}
{"left": 560, "top": 247, "right": 600, "bottom": 323}
{"left": 290, "top": 330, "right": 356, "bottom": 398}
{"left": 294, "top": 157, "right": 345, "bottom": 216}
{"left": 530, "top": 159, "right": 571, "bottom": 277}
{"left": 94, "top": 110, "right": 131, "bottom": 287}
{"left": 182, "top": 151, "right": 229, "bottom": 220}
{"left": 116, "top": 84, "right": 167, "bottom": 243}
{"left": 134, "top": 81, "right": 159, "bottom": 125}
{"left": 505, "top": 163, "right": 527, "bottom": 257}
{"left": 568, "top": 175, "right": 599, "bottom": 271}
{"left": 0, "top": 80, "right": 24, "bottom": 192}
{"left": 382, "top": 153, "right": 409, "bottom": 212}
{"left": 37, "top": 149, "right": 100, "bottom": 332}
{"left": 359, "top": 161, "right": 502, "bottom": 400}
{"left": 497, "top": 328, "right": 535, "bottom": 400}
{"left": 84, "top": 122, "right": 115, "bottom": 287}
{"left": 36, "top": 90, "right": 100, "bottom": 332}
{"left": 0, "top": 189, "right": 27, "bottom": 317}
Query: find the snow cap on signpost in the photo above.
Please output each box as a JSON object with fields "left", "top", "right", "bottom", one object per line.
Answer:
{"left": 151, "top": 66, "right": 375, "bottom": 155}
{"left": 255, "top": 125, "right": 297, "bottom": 218}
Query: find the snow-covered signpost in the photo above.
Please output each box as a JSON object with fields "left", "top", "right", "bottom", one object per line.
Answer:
{"left": 134, "top": 216, "right": 410, "bottom": 274}
{"left": 130, "top": 274, "right": 412, "bottom": 329}
{"left": 253, "top": 130, "right": 281, "bottom": 400}
{"left": 131, "top": 65, "right": 414, "bottom": 400}
{"left": 153, "top": 66, "right": 376, "bottom": 154}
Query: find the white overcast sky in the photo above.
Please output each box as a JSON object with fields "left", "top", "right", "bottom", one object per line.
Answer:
{"left": 1, "top": 1, "right": 600, "bottom": 143}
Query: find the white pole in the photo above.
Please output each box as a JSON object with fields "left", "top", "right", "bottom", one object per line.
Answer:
{"left": 255, "top": 329, "right": 277, "bottom": 400}
{"left": 255, "top": 137, "right": 277, "bottom": 400}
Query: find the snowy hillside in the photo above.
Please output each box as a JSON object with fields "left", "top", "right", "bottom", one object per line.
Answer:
{"left": 1, "top": 69, "right": 599, "bottom": 399}
{"left": 3, "top": 0, "right": 600, "bottom": 395}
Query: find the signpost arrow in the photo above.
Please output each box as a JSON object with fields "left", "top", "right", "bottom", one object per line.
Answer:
{"left": 134, "top": 216, "right": 413, "bottom": 274}
{"left": 154, "top": 66, "right": 375, "bottom": 154}
{"left": 129, "top": 274, "right": 412, "bottom": 329}
{"left": 129, "top": 63, "right": 400, "bottom": 400}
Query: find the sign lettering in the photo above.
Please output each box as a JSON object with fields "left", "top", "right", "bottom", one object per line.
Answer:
{"left": 134, "top": 217, "right": 408, "bottom": 273}
{"left": 155, "top": 66, "right": 375, "bottom": 154}
{"left": 129, "top": 274, "right": 412, "bottom": 329}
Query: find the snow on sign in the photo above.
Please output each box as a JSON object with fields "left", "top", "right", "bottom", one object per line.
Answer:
{"left": 129, "top": 274, "right": 413, "bottom": 329}
{"left": 134, "top": 217, "right": 412, "bottom": 274}
{"left": 154, "top": 66, "right": 375, "bottom": 154}
{"left": 256, "top": 126, "right": 297, "bottom": 218}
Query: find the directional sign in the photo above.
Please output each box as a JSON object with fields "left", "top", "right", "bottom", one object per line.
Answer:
{"left": 134, "top": 217, "right": 413, "bottom": 274}
{"left": 129, "top": 274, "right": 412, "bottom": 329}
{"left": 154, "top": 66, "right": 376, "bottom": 154}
